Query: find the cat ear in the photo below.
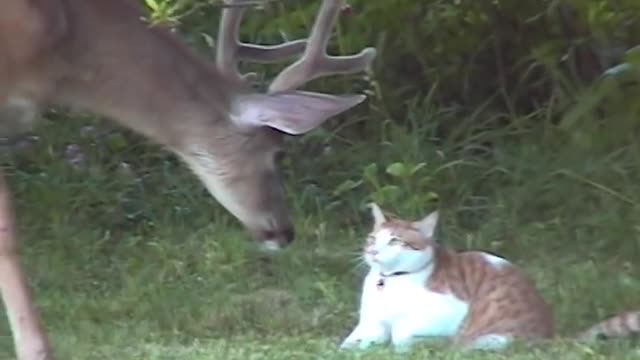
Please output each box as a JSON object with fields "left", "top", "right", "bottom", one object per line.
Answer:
{"left": 368, "top": 202, "right": 387, "bottom": 229}
{"left": 413, "top": 211, "right": 439, "bottom": 239}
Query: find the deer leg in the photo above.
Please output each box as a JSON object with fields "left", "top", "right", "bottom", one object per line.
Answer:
{"left": 0, "top": 172, "right": 52, "bottom": 360}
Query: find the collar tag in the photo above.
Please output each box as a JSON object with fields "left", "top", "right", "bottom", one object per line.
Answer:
{"left": 376, "top": 271, "right": 411, "bottom": 291}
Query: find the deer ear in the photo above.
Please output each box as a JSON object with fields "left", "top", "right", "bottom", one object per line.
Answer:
{"left": 233, "top": 91, "right": 366, "bottom": 135}
{"left": 368, "top": 202, "right": 387, "bottom": 229}
{"left": 412, "top": 211, "right": 439, "bottom": 239}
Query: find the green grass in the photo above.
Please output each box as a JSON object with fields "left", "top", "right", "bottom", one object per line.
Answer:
{"left": 1, "top": 107, "right": 640, "bottom": 360}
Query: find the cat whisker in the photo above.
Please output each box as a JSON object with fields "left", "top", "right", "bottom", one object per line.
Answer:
{"left": 347, "top": 254, "right": 369, "bottom": 273}
{"left": 346, "top": 250, "right": 364, "bottom": 261}
{"left": 347, "top": 255, "right": 364, "bottom": 267}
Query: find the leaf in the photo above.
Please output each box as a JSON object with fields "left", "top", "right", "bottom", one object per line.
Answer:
{"left": 362, "top": 163, "right": 379, "bottom": 186}
{"left": 363, "top": 163, "right": 378, "bottom": 178}
{"left": 410, "top": 162, "right": 428, "bottom": 176}
{"left": 386, "top": 162, "right": 408, "bottom": 178}
{"left": 379, "top": 185, "right": 401, "bottom": 201}
{"left": 602, "top": 63, "right": 633, "bottom": 77}
{"left": 423, "top": 192, "right": 439, "bottom": 201}
{"left": 145, "top": 0, "right": 160, "bottom": 11}
{"left": 326, "top": 200, "right": 343, "bottom": 211}
{"left": 332, "top": 180, "right": 363, "bottom": 196}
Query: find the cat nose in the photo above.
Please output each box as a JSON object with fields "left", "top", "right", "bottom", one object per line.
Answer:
{"left": 365, "top": 248, "right": 378, "bottom": 255}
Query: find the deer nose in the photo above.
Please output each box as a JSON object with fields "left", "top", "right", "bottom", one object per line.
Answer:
{"left": 281, "top": 225, "right": 295, "bottom": 245}
{"left": 259, "top": 225, "right": 295, "bottom": 247}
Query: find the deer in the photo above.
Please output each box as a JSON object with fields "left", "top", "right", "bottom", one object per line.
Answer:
{"left": 0, "top": 0, "right": 376, "bottom": 359}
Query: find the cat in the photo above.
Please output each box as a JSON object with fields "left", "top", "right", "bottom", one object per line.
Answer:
{"left": 339, "top": 203, "right": 640, "bottom": 352}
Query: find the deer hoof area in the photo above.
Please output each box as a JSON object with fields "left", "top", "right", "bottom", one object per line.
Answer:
{"left": 18, "top": 347, "right": 53, "bottom": 360}
{"left": 14, "top": 334, "right": 53, "bottom": 360}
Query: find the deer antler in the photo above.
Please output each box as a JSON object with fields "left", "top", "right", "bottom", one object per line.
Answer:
{"left": 216, "top": 0, "right": 308, "bottom": 83}
{"left": 216, "top": 0, "right": 376, "bottom": 90}
{"left": 267, "top": 0, "right": 376, "bottom": 93}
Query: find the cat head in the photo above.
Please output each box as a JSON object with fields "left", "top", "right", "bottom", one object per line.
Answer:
{"left": 362, "top": 203, "right": 439, "bottom": 274}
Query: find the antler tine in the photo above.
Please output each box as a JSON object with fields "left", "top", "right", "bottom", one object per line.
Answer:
{"left": 216, "top": 0, "right": 309, "bottom": 83}
{"left": 267, "top": 0, "right": 376, "bottom": 93}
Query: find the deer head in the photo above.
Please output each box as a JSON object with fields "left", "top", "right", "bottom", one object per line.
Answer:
{"left": 171, "top": 0, "right": 376, "bottom": 251}
{"left": 3, "top": 0, "right": 375, "bottom": 252}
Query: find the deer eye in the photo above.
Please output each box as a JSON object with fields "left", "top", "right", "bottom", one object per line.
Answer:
{"left": 403, "top": 242, "right": 421, "bottom": 250}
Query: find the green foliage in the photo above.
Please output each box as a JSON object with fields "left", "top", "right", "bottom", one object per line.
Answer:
{"left": 137, "top": 0, "right": 640, "bottom": 150}
{"left": 356, "top": 161, "right": 437, "bottom": 209}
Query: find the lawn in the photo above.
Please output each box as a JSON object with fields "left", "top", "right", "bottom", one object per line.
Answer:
{"left": 0, "top": 108, "right": 639, "bottom": 359}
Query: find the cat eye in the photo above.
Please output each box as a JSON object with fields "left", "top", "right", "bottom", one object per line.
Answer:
{"left": 389, "top": 238, "right": 420, "bottom": 250}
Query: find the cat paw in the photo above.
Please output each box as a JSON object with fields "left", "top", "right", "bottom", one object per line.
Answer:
{"left": 339, "top": 337, "right": 378, "bottom": 351}
{"left": 340, "top": 333, "right": 387, "bottom": 351}
{"left": 339, "top": 334, "right": 367, "bottom": 350}
{"left": 338, "top": 338, "right": 359, "bottom": 350}
{"left": 391, "top": 334, "right": 418, "bottom": 353}
{"left": 340, "top": 323, "right": 389, "bottom": 351}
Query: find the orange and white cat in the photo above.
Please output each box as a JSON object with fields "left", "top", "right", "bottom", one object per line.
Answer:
{"left": 339, "top": 203, "right": 640, "bottom": 352}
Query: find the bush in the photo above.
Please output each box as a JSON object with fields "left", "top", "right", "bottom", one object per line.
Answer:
{"left": 145, "top": 0, "right": 640, "bottom": 145}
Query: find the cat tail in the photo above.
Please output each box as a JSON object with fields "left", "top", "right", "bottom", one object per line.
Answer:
{"left": 574, "top": 311, "right": 640, "bottom": 342}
